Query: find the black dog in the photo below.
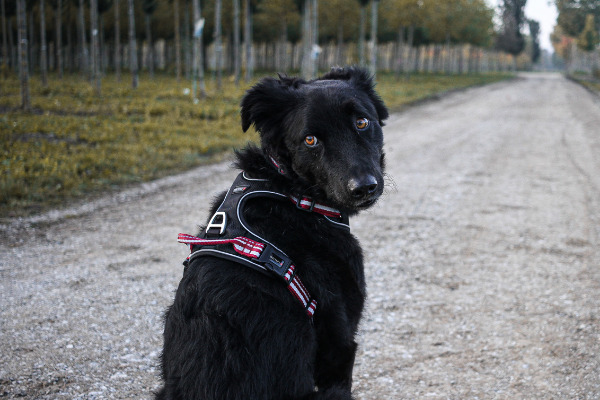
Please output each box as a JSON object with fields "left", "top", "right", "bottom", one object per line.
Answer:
{"left": 156, "top": 66, "right": 388, "bottom": 400}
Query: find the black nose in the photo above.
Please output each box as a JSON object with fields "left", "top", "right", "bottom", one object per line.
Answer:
{"left": 348, "top": 175, "right": 378, "bottom": 199}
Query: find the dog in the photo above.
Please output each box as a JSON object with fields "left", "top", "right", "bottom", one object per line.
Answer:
{"left": 156, "top": 66, "right": 389, "bottom": 400}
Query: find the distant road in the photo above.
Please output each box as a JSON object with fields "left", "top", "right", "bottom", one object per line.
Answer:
{"left": 1, "top": 73, "right": 599, "bottom": 399}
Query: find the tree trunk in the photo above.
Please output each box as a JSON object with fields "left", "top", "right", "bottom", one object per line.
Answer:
{"left": 311, "top": 0, "right": 317, "bottom": 76}
{"left": 192, "top": 0, "right": 206, "bottom": 99}
{"left": 78, "top": 0, "right": 88, "bottom": 76}
{"left": 128, "top": 0, "right": 138, "bottom": 88}
{"left": 17, "top": 0, "right": 30, "bottom": 110}
{"left": 1, "top": 0, "right": 7, "bottom": 72}
{"left": 55, "top": 0, "right": 63, "bottom": 78}
{"left": 336, "top": 23, "right": 343, "bottom": 66}
{"left": 144, "top": 12, "right": 153, "bottom": 77}
{"left": 277, "top": 20, "right": 287, "bottom": 72}
{"left": 370, "top": 0, "right": 378, "bottom": 77}
{"left": 115, "top": 0, "right": 120, "bottom": 81}
{"left": 28, "top": 8, "right": 33, "bottom": 74}
{"left": 233, "top": 0, "right": 240, "bottom": 85}
{"left": 358, "top": 4, "right": 365, "bottom": 67}
{"left": 301, "top": 0, "right": 310, "bottom": 79}
{"left": 90, "top": 0, "right": 101, "bottom": 95}
{"left": 243, "top": 0, "right": 252, "bottom": 82}
{"left": 214, "top": 0, "right": 223, "bottom": 88}
{"left": 40, "top": 0, "right": 48, "bottom": 86}
{"left": 173, "top": 0, "right": 181, "bottom": 81}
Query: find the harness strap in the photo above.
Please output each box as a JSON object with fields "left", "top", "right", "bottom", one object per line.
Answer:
{"left": 178, "top": 233, "right": 318, "bottom": 317}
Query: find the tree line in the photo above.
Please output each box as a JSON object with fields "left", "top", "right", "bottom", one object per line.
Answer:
{"left": 4, "top": 0, "right": 535, "bottom": 110}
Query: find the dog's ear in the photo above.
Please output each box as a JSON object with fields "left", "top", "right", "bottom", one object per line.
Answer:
{"left": 320, "top": 66, "right": 389, "bottom": 125}
{"left": 240, "top": 76, "right": 304, "bottom": 135}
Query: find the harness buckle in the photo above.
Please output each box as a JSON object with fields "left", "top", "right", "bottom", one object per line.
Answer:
{"left": 206, "top": 211, "right": 227, "bottom": 235}
{"left": 295, "top": 196, "right": 315, "bottom": 212}
{"left": 258, "top": 245, "right": 292, "bottom": 280}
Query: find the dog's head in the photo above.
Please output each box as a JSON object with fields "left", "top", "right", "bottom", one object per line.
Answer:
{"left": 241, "top": 66, "right": 389, "bottom": 212}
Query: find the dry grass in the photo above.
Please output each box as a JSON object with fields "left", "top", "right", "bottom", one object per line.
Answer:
{"left": 0, "top": 71, "right": 511, "bottom": 217}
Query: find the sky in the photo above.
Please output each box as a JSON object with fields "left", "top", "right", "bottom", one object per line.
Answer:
{"left": 487, "top": 0, "right": 559, "bottom": 52}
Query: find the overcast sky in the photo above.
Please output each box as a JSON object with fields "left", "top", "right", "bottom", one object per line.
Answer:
{"left": 487, "top": 0, "right": 558, "bottom": 52}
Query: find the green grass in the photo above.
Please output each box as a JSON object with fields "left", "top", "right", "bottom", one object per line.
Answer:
{"left": 0, "top": 71, "right": 512, "bottom": 218}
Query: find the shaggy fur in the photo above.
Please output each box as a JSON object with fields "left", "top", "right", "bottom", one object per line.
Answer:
{"left": 156, "top": 66, "right": 389, "bottom": 400}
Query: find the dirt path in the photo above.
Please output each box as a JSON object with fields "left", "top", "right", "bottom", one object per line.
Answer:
{"left": 1, "top": 73, "right": 599, "bottom": 399}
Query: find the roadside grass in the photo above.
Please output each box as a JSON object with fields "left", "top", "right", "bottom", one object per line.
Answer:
{"left": 1, "top": 71, "right": 512, "bottom": 218}
{"left": 568, "top": 73, "right": 600, "bottom": 94}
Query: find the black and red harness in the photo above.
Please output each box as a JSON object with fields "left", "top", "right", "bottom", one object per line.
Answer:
{"left": 178, "top": 172, "right": 350, "bottom": 318}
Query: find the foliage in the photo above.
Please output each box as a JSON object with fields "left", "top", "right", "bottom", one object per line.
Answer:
{"left": 495, "top": 0, "right": 527, "bottom": 56}
{"left": 528, "top": 19, "right": 541, "bottom": 62}
{"left": 0, "top": 72, "right": 511, "bottom": 217}
{"left": 556, "top": 0, "right": 600, "bottom": 38}
{"left": 577, "top": 14, "right": 599, "bottom": 51}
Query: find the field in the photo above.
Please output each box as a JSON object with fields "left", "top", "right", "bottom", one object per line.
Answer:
{"left": 0, "top": 71, "right": 511, "bottom": 217}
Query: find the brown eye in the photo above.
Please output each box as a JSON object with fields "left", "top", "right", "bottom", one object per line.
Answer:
{"left": 304, "top": 135, "right": 318, "bottom": 147}
{"left": 356, "top": 118, "right": 370, "bottom": 131}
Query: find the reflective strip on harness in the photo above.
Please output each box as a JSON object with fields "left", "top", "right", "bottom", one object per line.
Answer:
{"left": 178, "top": 233, "right": 317, "bottom": 317}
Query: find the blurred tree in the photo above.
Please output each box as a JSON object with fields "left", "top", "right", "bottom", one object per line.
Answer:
{"left": 370, "top": 0, "right": 380, "bottom": 77}
{"left": 577, "top": 13, "right": 599, "bottom": 51}
{"left": 49, "top": 0, "right": 64, "bottom": 77}
{"left": 233, "top": 0, "right": 240, "bottom": 84}
{"left": 192, "top": 0, "right": 206, "bottom": 98}
{"left": 76, "top": 0, "right": 89, "bottom": 76}
{"left": 214, "top": 0, "right": 222, "bottom": 88}
{"left": 556, "top": 0, "right": 599, "bottom": 38}
{"left": 169, "top": 0, "right": 181, "bottom": 81}
{"left": 90, "top": 0, "right": 101, "bottom": 94}
{"left": 17, "top": 0, "right": 30, "bottom": 109}
{"left": 357, "top": 0, "right": 368, "bottom": 67}
{"left": 142, "top": 0, "right": 157, "bottom": 77}
{"left": 114, "top": 0, "right": 120, "bottom": 80}
{"left": 40, "top": 0, "right": 48, "bottom": 85}
{"left": 495, "top": 0, "right": 527, "bottom": 57}
{"left": 528, "top": 18, "right": 540, "bottom": 62}
{"left": 244, "top": 0, "right": 253, "bottom": 81}
{"left": 255, "top": 0, "right": 300, "bottom": 71}
{"left": 127, "top": 0, "right": 138, "bottom": 88}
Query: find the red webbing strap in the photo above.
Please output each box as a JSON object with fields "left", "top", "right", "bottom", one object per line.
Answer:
{"left": 178, "top": 233, "right": 317, "bottom": 317}
{"left": 288, "top": 195, "right": 343, "bottom": 218}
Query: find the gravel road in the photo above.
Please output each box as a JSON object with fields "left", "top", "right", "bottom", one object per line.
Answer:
{"left": 1, "top": 72, "right": 599, "bottom": 399}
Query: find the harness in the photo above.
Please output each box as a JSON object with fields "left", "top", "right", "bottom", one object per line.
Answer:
{"left": 178, "top": 172, "right": 350, "bottom": 318}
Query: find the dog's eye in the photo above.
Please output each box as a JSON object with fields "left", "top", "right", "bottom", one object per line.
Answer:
{"left": 356, "top": 118, "right": 370, "bottom": 131}
{"left": 304, "top": 136, "right": 318, "bottom": 147}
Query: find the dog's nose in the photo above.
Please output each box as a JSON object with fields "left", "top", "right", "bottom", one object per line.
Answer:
{"left": 348, "top": 175, "right": 378, "bottom": 199}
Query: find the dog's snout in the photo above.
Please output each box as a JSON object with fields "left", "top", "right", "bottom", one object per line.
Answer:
{"left": 348, "top": 175, "right": 378, "bottom": 199}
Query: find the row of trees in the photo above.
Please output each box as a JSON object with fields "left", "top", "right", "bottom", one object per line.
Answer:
{"left": 4, "top": 0, "right": 536, "bottom": 110}
{"left": 552, "top": 0, "right": 599, "bottom": 57}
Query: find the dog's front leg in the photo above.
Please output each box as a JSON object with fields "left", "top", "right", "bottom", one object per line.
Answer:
{"left": 314, "top": 339, "right": 358, "bottom": 392}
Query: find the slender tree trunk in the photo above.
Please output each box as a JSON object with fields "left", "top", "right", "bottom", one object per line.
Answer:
{"left": 301, "top": 0, "right": 310, "bottom": 79}
{"left": 128, "top": 0, "right": 138, "bottom": 88}
{"left": 1, "top": 0, "right": 7, "bottom": 72}
{"left": 78, "top": 0, "right": 88, "bottom": 76}
{"left": 184, "top": 1, "right": 190, "bottom": 79}
{"left": 277, "top": 21, "right": 287, "bottom": 72}
{"left": 405, "top": 24, "right": 415, "bottom": 79}
{"left": 28, "top": 8, "right": 33, "bottom": 74}
{"left": 358, "top": 4, "right": 365, "bottom": 67}
{"left": 174, "top": 0, "right": 181, "bottom": 81}
{"left": 90, "top": 0, "right": 100, "bottom": 94}
{"left": 40, "top": 0, "right": 48, "bottom": 86}
{"left": 17, "top": 0, "right": 30, "bottom": 110}
{"left": 336, "top": 23, "right": 343, "bottom": 66}
{"left": 395, "top": 25, "right": 404, "bottom": 77}
{"left": 55, "top": 0, "right": 63, "bottom": 78}
{"left": 233, "top": 0, "right": 240, "bottom": 85}
{"left": 243, "top": 0, "right": 252, "bottom": 82}
{"left": 192, "top": 0, "right": 206, "bottom": 99}
{"left": 214, "top": 0, "right": 222, "bottom": 89}
{"left": 145, "top": 12, "right": 153, "bottom": 77}
{"left": 311, "top": 0, "right": 317, "bottom": 76}
{"left": 114, "top": 0, "right": 120, "bottom": 80}
{"left": 369, "top": 0, "right": 378, "bottom": 77}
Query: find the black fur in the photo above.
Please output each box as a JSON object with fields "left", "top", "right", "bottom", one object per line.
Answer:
{"left": 156, "top": 66, "right": 388, "bottom": 400}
